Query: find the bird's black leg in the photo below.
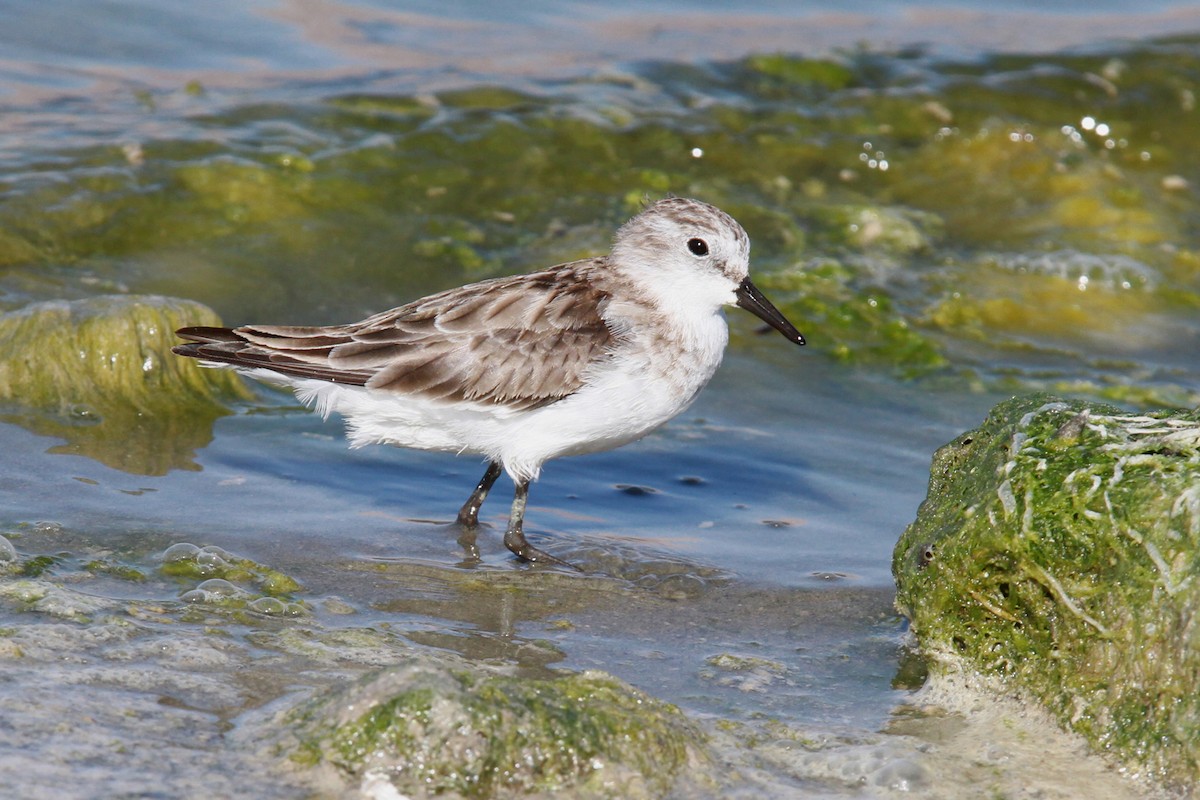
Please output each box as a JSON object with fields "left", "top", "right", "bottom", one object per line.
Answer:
{"left": 502, "top": 479, "right": 579, "bottom": 570}
{"left": 456, "top": 460, "right": 503, "bottom": 528}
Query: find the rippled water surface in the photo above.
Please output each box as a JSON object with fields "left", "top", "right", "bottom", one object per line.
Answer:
{"left": 1, "top": 2, "right": 1198, "bottom": 798}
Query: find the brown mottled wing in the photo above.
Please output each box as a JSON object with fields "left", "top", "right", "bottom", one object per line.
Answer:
{"left": 174, "top": 260, "right": 615, "bottom": 410}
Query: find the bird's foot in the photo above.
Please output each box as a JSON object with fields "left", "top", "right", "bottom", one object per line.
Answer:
{"left": 503, "top": 526, "right": 581, "bottom": 572}
{"left": 455, "top": 508, "right": 482, "bottom": 529}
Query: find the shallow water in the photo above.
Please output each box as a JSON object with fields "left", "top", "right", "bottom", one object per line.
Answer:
{"left": 1, "top": 2, "right": 1198, "bottom": 798}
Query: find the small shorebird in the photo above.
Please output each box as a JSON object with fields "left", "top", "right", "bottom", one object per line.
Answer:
{"left": 174, "top": 198, "right": 805, "bottom": 566}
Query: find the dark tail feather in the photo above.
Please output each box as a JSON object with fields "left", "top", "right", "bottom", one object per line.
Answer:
{"left": 176, "top": 326, "right": 243, "bottom": 344}
{"left": 172, "top": 338, "right": 372, "bottom": 386}
{"left": 172, "top": 341, "right": 221, "bottom": 359}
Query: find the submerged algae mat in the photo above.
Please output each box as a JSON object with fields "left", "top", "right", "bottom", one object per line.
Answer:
{"left": 0, "top": 294, "right": 250, "bottom": 474}
{"left": 895, "top": 396, "right": 1200, "bottom": 791}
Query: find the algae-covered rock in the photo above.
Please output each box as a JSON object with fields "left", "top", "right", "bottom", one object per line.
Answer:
{"left": 0, "top": 294, "right": 251, "bottom": 474}
{"left": 285, "top": 662, "right": 711, "bottom": 798}
{"left": 894, "top": 395, "right": 1200, "bottom": 788}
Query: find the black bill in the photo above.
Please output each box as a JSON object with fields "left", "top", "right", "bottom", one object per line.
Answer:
{"left": 734, "top": 278, "right": 805, "bottom": 345}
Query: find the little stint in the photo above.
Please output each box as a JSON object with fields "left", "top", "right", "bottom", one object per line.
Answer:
{"left": 174, "top": 198, "right": 805, "bottom": 566}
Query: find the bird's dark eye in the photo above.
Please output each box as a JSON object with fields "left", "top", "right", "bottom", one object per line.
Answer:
{"left": 687, "top": 238, "right": 709, "bottom": 256}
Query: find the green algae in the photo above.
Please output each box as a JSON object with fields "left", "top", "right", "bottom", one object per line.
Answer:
{"left": 162, "top": 542, "right": 303, "bottom": 601}
{"left": 19, "top": 555, "right": 62, "bottom": 579}
{"left": 760, "top": 261, "right": 948, "bottom": 376}
{"left": 806, "top": 204, "right": 942, "bottom": 254}
{"left": 83, "top": 559, "right": 147, "bottom": 582}
{"left": 288, "top": 663, "right": 709, "bottom": 798}
{"left": 0, "top": 294, "right": 240, "bottom": 410}
{"left": 894, "top": 395, "right": 1200, "bottom": 788}
{"left": 742, "top": 53, "right": 857, "bottom": 94}
{"left": 0, "top": 295, "right": 252, "bottom": 475}
{"left": 704, "top": 653, "right": 787, "bottom": 673}
{"left": 0, "top": 534, "right": 306, "bottom": 624}
{"left": 437, "top": 86, "right": 547, "bottom": 111}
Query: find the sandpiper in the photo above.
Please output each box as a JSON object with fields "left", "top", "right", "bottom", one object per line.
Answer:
{"left": 174, "top": 197, "right": 805, "bottom": 566}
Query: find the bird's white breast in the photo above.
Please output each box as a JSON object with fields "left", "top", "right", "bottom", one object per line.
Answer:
{"left": 480, "top": 297, "right": 730, "bottom": 480}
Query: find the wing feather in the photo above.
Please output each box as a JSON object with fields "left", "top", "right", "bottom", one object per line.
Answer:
{"left": 174, "top": 259, "right": 616, "bottom": 409}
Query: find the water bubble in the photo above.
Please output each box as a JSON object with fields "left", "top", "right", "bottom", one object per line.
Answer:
{"left": 322, "top": 597, "right": 357, "bottom": 615}
{"left": 248, "top": 597, "right": 288, "bottom": 615}
{"left": 873, "top": 758, "right": 930, "bottom": 791}
{"left": 195, "top": 578, "right": 241, "bottom": 597}
{"left": 199, "top": 545, "right": 233, "bottom": 561}
{"left": 0, "top": 536, "right": 16, "bottom": 563}
{"left": 162, "top": 542, "right": 200, "bottom": 563}
{"left": 195, "top": 547, "right": 232, "bottom": 572}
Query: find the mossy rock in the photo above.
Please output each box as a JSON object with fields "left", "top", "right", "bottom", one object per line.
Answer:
{"left": 287, "top": 663, "right": 711, "bottom": 798}
{"left": 0, "top": 294, "right": 252, "bottom": 474}
{"left": 894, "top": 394, "right": 1200, "bottom": 789}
